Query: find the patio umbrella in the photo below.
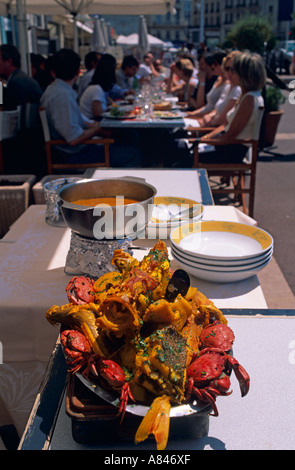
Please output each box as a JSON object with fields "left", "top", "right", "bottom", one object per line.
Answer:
{"left": 1, "top": 0, "right": 176, "bottom": 16}
{"left": 116, "top": 33, "right": 164, "bottom": 47}
{"left": 0, "top": 0, "right": 175, "bottom": 69}
{"left": 90, "top": 18, "right": 107, "bottom": 52}
{"left": 138, "top": 15, "right": 150, "bottom": 60}
{"left": 101, "top": 18, "right": 111, "bottom": 50}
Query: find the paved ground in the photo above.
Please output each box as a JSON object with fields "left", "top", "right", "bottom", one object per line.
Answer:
{"left": 210, "top": 78, "right": 295, "bottom": 309}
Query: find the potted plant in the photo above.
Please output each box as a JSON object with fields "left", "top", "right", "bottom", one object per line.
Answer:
{"left": 261, "top": 86, "right": 286, "bottom": 148}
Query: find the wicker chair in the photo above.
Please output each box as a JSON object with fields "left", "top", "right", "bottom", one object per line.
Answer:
{"left": 0, "top": 107, "right": 21, "bottom": 174}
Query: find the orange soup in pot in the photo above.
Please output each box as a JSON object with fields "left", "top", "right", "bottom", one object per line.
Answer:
{"left": 71, "top": 197, "right": 140, "bottom": 207}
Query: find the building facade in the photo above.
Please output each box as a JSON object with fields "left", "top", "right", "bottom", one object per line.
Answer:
{"left": 0, "top": 0, "right": 294, "bottom": 56}
{"left": 191, "top": 0, "right": 294, "bottom": 47}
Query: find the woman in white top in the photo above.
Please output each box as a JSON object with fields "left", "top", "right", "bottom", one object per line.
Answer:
{"left": 186, "top": 50, "right": 228, "bottom": 118}
{"left": 197, "top": 51, "right": 266, "bottom": 163}
{"left": 198, "top": 51, "right": 242, "bottom": 127}
{"left": 79, "top": 54, "right": 117, "bottom": 120}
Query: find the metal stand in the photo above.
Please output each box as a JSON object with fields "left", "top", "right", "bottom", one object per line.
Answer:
{"left": 65, "top": 231, "right": 133, "bottom": 278}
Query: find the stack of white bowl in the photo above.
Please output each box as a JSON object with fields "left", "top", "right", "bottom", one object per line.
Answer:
{"left": 170, "top": 221, "right": 273, "bottom": 283}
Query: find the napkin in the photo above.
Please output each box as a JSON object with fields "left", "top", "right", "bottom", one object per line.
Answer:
{"left": 203, "top": 205, "right": 257, "bottom": 226}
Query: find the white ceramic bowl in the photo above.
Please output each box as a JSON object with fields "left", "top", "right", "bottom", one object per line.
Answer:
{"left": 171, "top": 246, "right": 273, "bottom": 272}
{"left": 172, "top": 250, "right": 272, "bottom": 283}
{"left": 170, "top": 221, "right": 273, "bottom": 261}
{"left": 171, "top": 241, "right": 273, "bottom": 267}
{"left": 150, "top": 196, "right": 204, "bottom": 228}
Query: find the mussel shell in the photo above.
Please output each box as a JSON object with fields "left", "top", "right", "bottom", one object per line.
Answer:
{"left": 165, "top": 269, "right": 190, "bottom": 302}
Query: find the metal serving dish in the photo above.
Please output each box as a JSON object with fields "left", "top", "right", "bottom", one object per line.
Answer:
{"left": 59, "top": 178, "right": 157, "bottom": 240}
{"left": 77, "top": 372, "right": 211, "bottom": 418}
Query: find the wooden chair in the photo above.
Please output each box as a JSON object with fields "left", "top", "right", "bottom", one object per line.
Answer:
{"left": 0, "top": 107, "right": 21, "bottom": 174}
{"left": 39, "top": 107, "right": 114, "bottom": 174}
{"left": 188, "top": 107, "right": 264, "bottom": 218}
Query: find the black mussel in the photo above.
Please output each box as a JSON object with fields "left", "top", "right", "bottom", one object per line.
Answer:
{"left": 165, "top": 269, "right": 190, "bottom": 302}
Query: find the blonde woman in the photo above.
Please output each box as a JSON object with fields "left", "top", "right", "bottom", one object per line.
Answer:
{"left": 198, "top": 51, "right": 266, "bottom": 164}
{"left": 167, "top": 58, "right": 198, "bottom": 107}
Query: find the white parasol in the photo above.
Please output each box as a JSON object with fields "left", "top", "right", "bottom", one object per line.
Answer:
{"left": 138, "top": 15, "right": 150, "bottom": 60}
{"left": 90, "top": 18, "right": 107, "bottom": 52}
{"left": 0, "top": 0, "right": 176, "bottom": 16}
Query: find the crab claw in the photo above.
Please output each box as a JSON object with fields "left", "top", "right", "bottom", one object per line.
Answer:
{"left": 118, "top": 382, "right": 135, "bottom": 423}
{"left": 228, "top": 356, "right": 250, "bottom": 397}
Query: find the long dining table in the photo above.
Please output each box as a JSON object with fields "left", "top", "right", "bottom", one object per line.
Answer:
{"left": 1, "top": 168, "right": 294, "bottom": 451}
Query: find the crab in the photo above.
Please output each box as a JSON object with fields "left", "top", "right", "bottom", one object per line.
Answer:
{"left": 66, "top": 276, "right": 95, "bottom": 305}
{"left": 83, "top": 354, "right": 135, "bottom": 422}
{"left": 199, "top": 320, "right": 235, "bottom": 351}
{"left": 60, "top": 329, "right": 92, "bottom": 372}
{"left": 186, "top": 347, "right": 250, "bottom": 416}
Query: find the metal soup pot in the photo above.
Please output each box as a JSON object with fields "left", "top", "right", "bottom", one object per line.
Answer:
{"left": 58, "top": 178, "right": 157, "bottom": 240}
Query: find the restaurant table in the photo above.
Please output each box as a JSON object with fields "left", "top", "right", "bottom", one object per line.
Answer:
{"left": 0, "top": 168, "right": 268, "bottom": 448}
{"left": 19, "top": 309, "right": 295, "bottom": 451}
{"left": 100, "top": 113, "right": 185, "bottom": 130}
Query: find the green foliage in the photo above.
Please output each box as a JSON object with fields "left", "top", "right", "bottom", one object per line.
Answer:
{"left": 264, "top": 86, "right": 286, "bottom": 113}
{"left": 226, "top": 14, "right": 275, "bottom": 53}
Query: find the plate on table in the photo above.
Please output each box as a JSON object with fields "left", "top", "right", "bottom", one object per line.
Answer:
{"left": 171, "top": 245, "right": 273, "bottom": 272}
{"left": 76, "top": 372, "right": 211, "bottom": 418}
{"left": 102, "top": 111, "right": 136, "bottom": 120}
{"left": 172, "top": 249, "right": 272, "bottom": 283}
{"left": 150, "top": 196, "right": 204, "bottom": 227}
{"left": 170, "top": 221, "right": 273, "bottom": 261}
{"left": 152, "top": 111, "right": 183, "bottom": 120}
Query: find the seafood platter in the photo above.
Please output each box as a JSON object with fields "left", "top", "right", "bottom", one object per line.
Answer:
{"left": 46, "top": 241, "right": 250, "bottom": 450}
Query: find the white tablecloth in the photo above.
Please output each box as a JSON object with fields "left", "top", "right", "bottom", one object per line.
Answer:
{"left": 90, "top": 168, "right": 204, "bottom": 201}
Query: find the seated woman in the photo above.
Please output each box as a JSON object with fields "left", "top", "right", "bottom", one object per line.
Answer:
{"left": 187, "top": 50, "right": 242, "bottom": 128}
{"left": 79, "top": 53, "right": 118, "bottom": 120}
{"left": 189, "top": 52, "right": 218, "bottom": 110}
{"left": 185, "top": 50, "right": 228, "bottom": 120}
{"left": 166, "top": 58, "right": 198, "bottom": 108}
{"left": 196, "top": 51, "right": 266, "bottom": 164}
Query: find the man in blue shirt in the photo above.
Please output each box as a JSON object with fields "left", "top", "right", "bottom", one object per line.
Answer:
{"left": 41, "top": 48, "right": 141, "bottom": 166}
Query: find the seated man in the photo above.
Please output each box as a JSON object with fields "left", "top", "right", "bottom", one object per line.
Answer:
{"left": 116, "top": 55, "right": 139, "bottom": 90}
{"left": 0, "top": 44, "right": 42, "bottom": 112}
{"left": 137, "top": 52, "right": 160, "bottom": 83}
{"left": 41, "top": 48, "right": 141, "bottom": 167}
